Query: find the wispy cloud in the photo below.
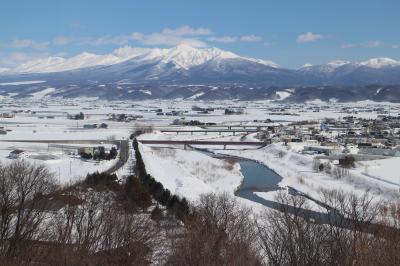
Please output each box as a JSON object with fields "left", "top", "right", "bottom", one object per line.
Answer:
{"left": 341, "top": 40, "right": 382, "bottom": 49}
{"left": 240, "top": 35, "right": 262, "bottom": 42}
{"left": 129, "top": 26, "right": 211, "bottom": 47}
{"left": 10, "top": 39, "right": 49, "bottom": 50}
{"left": 70, "top": 22, "right": 82, "bottom": 29}
{"left": 296, "top": 32, "right": 324, "bottom": 43}
{"left": 130, "top": 33, "right": 206, "bottom": 47}
{"left": 81, "top": 26, "right": 211, "bottom": 47}
{"left": 208, "top": 36, "right": 237, "bottom": 43}
{"left": 161, "top": 25, "right": 212, "bottom": 36}
{"left": 341, "top": 43, "right": 356, "bottom": 49}
{"left": 53, "top": 36, "right": 73, "bottom": 46}
{"left": 362, "top": 40, "right": 381, "bottom": 48}
{"left": 80, "top": 35, "right": 131, "bottom": 46}
{"left": 60, "top": 26, "right": 265, "bottom": 48}
{"left": 0, "top": 52, "right": 49, "bottom": 67}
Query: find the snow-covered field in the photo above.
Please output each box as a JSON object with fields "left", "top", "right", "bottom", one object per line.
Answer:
{"left": 139, "top": 144, "right": 243, "bottom": 201}
{"left": 0, "top": 97, "right": 399, "bottom": 212}
{"left": 0, "top": 141, "right": 119, "bottom": 185}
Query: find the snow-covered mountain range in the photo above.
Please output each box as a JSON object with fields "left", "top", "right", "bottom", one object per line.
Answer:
{"left": 1, "top": 44, "right": 400, "bottom": 101}
{"left": 4, "top": 44, "right": 399, "bottom": 76}
{"left": 10, "top": 44, "right": 279, "bottom": 74}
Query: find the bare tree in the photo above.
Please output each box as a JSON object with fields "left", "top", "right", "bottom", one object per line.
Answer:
{"left": 47, "top": 189, "right": 160, "bottom": 265}
{"left": 167, "top": 193, "right": 261, "bottom": 265}
{"left": 257, "top": 189, "right": 397, "bottom": 266}
{"left": 0, "top": 160, "right": 57, "bottom": 258}
{"left": 332, "top": 166, "right": 349, "bottom": 179}
{"left": 257, "top": 192, "right": 331, "bottom": 265}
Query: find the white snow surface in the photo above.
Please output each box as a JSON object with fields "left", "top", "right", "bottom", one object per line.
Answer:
{"left": 187, "top": 92, "right": 205, "bottom": 100}
{"left": 0, "top": 80, "right": 46, "bottom": 86}
{"left": 275, "top": 91, "right": 291, "bottom": 100}
{"left": 29, "top": 87, "right": 55, "bottom": 98}
{"left": 360, "top": 57, "right": 400, "bottom": 68}
{"left": 299, "top": 57, "right": 400, "bottom": 71}
{"left": 138, "top": 138, "right": 243, "bottom": 202}
{"left": 139, "top": 89, "right": 152, "bottom": 95}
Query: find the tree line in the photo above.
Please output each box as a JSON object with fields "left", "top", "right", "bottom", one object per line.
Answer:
{"left": 132, "top": 138, "right": 189, "bottom": 220}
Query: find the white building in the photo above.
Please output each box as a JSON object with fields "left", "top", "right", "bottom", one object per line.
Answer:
{"left": 358, "top": 146, "right": 400, "bottom": 157}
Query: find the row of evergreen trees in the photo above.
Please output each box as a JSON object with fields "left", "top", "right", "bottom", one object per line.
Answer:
{"left": 85, "top": 171, "right": 118, "bottom": 187}
{"left": 132, "top": 138, "right": 189, "bottom": 220}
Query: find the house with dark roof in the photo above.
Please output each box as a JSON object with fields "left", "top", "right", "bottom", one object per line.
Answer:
{"left": 9, "top": 149, "right": 27, "bottom": 159}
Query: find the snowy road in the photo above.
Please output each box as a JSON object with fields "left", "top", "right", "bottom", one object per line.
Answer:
{"left": 104, "top": 140, "right": 129, "bottom": 174}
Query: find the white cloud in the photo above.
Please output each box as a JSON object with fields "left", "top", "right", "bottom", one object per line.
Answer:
{"left": 362, "top": 40, "right": 381, "bottom": 48}
{"left": 131, "top": 32, "right": 207, "bottom": 47}
{"left": 10, "top": 39, "right": 49, "bottom": 50}
{"left": 392, "top": 44, "right": 400, "bottom": 49}
{"left": 240, "top": 35, "right": 262, "bottom": 42}
{"left": 128, "top": 26, "right": 210, "bottom": 47}
{"left": 82, "top": 26, "right": 211, "bottom": 47}
{"left": 342, "top": 40, "right": 382, "bottom": 49}
{"left": 53, "top": 36, "right": 73, "bottom": 46}
{"left": 161, "top": 25, "right": 212, "bottom": 36}
{"left": 0, "top": 52, "right": 49, "bottom": 67}
{"left": 208, "top": 36, "right": 237, "bottom": 43}
{"left": 296, "top": 32, "right": 324, "bottom": 43}
{"left": 3, "top": 25, "right": 267, "bottom": 61}
{"left": 84, "top": 35, "right": 132, "bottom": 46}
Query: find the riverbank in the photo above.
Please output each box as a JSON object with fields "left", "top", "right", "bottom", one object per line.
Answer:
{"left": 214, "top": 142, "right": 400, "bottom": 205}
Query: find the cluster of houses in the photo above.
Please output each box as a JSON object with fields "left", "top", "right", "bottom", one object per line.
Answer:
{"left": 224, "top": 108, "right": 244, "bottom": 115}
{"left": 67, "top": 112, "right": 85, "bottom": 120}
{"left": 8, "top": 144, "right": 117, "bottom": 161}
{"left": 259, "top": 114, "right": 400, "bottom": 158}
{"left": 83, "top": 123, "right": 108, "bottom": 129}
{"left": 172, "top": 118, "right": 216, "bottom": 126}
{"left": 0, "top": 113, "right": 14, "bottom": 118}
{"left": 108, "top": 113, "right": 142, "bottom": 122}
{"left": 156, "top": 110, "right": 185, "bottom": 116}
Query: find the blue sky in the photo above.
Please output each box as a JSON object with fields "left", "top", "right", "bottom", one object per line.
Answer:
{"left": 0, "top": 0, "right": 399, "bottom": 68}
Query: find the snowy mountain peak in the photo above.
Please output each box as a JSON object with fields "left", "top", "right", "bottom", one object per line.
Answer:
{"left": 246, "top": 58, "right": 280, "bottom": 68}
{"left": 14, "top": 57, "right": 66, "bottom": 73}
{"left": 298, "top": 60, "right": 351, "bottom": 73}
{"left": 161, "top": 45, "right": 240, "bottom": 69}
{"left": 360, "top": 57, "right": 400, "bottom": 68}
{"left": 7, "top": 44, "right": 281, "bottom": 74}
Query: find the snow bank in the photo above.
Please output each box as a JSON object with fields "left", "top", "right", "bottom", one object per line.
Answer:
{"left": 139, "top": 142, "right": 243, "bottom": 202}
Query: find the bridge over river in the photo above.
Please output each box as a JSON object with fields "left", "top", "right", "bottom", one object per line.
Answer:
{"left": 138, "top": 139, "right": 267, "bottom": 149}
